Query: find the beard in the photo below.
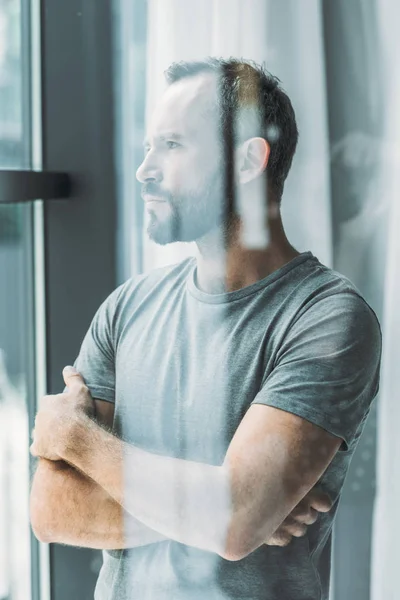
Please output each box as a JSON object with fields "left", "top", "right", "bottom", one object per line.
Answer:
{"left": 145, "top": 169, "right": 237, "bottom": 245}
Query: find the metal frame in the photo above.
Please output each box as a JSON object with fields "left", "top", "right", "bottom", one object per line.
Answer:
{"left": 29, "top": 0, "right": 51, "bottom": 597}
{"left": 39, "top": 1, "right": 118, "bottom": 599}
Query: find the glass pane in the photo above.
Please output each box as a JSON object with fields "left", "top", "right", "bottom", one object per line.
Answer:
{"left": 0, "top": 1, "right": 34, "bottom": 600}
{"left": 114, "top": 2, "right": 389, "bottom": 600}
{"left": 0, "top": 206, "right": 33, "bottom": 600}
{"left": 0, "top": 0, "right": 29, "bottom": 168}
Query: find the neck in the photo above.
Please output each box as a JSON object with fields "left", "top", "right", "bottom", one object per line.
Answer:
{"left": 194, "top": 209, "right": 300, "bottom": 295}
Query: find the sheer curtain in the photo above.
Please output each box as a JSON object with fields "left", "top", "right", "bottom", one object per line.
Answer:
{"left": 130, "top": 1, "right": 397, "bottom": 598}
{"left": 370, "top": 1, "right": 400, "bottom": 598}
{"left": 143, "top": 0, "right": 332, "bottom": 273}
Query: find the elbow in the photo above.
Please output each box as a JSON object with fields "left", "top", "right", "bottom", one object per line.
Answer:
{"left": 30, "top": 511, "right": 54, "bottom": 544}
{"left": 222, "top": 542, "right": 252, "bottom": 562}
{"left": 29, "top": 459, "right": 62, "bottom": 543}
{"left": 223, "top": 544, "right": 254, "bottom": 563}
{"left": 221, "top": 519, "right": 258, "bottom": 562}
{"left": 222, "top": 549, "right": 246, "bottom": 562}
{"left": 31, "top": 522, "right": 53, "bottom": 544}
{"left": 221, "top": 508, "right": 274, "bottom": 561}
{"left": 30, "top": 492, "right": 55, "bottom": 544}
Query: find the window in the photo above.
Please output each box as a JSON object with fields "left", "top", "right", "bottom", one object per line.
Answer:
{"left": 0, "top": 1, "right": 34, "bottom": 599}
{"left": 0, "top": 2, "right": 393, "bottom": 599}
{"left": 115, "top": 3, "right": 387, "bottom": 600}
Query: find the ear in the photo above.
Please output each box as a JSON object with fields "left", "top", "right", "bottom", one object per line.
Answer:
{"left": 236, "top": 137, "right": 270, "bottom": 184}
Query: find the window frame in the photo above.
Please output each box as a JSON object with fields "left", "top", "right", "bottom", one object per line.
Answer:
{"left": 33, "top": 1, "right": 121, "bottom": 598}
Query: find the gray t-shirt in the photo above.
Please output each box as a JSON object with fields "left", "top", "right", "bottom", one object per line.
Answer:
{"left": 72, "top": 251, "right": 381, "bottom": 600}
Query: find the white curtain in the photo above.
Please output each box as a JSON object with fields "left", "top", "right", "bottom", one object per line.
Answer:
{"left": 143, "top": 0, "right": 332, "bottom": 273}
{"left": 137, "top": 1, "right": 400, "bottom": 598}
{"left": 370, "top": 1, "right": 400, "bottom": 598}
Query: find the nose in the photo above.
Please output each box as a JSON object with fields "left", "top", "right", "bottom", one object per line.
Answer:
{"left": 136, "top": 152, "right": 163, "bottom": 184}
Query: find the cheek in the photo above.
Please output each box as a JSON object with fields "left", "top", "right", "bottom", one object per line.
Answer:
{"left": 163, "top": 154, "right": 198, "bottom": 193}
{"left": 163, "top": 147, "right": 221, "bottom": 195}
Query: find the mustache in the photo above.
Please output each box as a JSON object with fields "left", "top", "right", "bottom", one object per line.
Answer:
{"left": 141, "top": 183, "right": 170, "bottom": 199}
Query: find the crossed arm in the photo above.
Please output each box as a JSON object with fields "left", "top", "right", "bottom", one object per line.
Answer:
{"left": 30, "top": 399, "right": 168, "bottom": 550}
{"left": 30, "top": 393, "right": 338, "bottom": 558}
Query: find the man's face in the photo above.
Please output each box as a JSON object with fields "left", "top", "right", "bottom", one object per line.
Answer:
{"left": 136, "top": 74, "right": 231, "bottom": 245}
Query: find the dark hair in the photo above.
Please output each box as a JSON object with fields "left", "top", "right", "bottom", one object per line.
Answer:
{"left": 164, "top": 57, "right": 299, "bottom": 200}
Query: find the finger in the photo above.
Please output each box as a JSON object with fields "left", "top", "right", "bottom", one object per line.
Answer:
{"left": 62, "top": 366, "right": 86, "bottom": 389}
{"left": 307, "top": 490, "right": 333, "bottom": 513}
{"left": 264, "top": 530, "right": 292, "bottom": 547}
{"left": 290, "top": 502, "right": 318, "bottom": 525}
{"left": 280, "top": 516, "right": 308, "bottom": 538}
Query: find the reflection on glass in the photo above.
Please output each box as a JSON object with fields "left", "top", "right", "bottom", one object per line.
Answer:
{"left": 0, "top": 209, "right": 32, "bottom": 600}
{"left": 0, "top": 1, "right": 32, "bottom": 599}
{"left": 0, "top": 0, "right": 25, "bottom": 168}
{"left": 114, "top": 2, "right": 389, "bottom": 600}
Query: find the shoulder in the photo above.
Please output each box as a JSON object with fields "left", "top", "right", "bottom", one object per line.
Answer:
{"left": 295, "top": 257, "right": 381, "bottom": 332}
{"left": 101, "top": 257, "right": 195, "bottom": 329}
{"left": 278, "top": 256, "right": 382, "bottom": 364}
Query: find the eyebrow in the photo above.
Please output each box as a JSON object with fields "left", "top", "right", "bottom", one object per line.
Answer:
{"left": 143, "top": 132, "right": 185, "bottom": 148}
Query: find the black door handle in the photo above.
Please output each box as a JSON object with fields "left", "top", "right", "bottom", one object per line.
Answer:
{"left": 0, "top": 170, "right": 72, "bottom": 203}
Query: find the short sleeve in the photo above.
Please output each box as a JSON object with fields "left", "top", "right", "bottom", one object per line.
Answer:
{"left": 251, "top": 292, "right": 382, "bottom": 452}
{"left": 63, "top": 283, "right": 126, "bottom": 403}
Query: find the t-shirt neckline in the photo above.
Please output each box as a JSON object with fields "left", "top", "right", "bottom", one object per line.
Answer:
{"left": 186, "top": 251, "right": 315, "bottom": 304}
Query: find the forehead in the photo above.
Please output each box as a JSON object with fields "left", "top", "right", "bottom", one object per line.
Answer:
{"left": 148, "top": 73, "right": 220, "bottom": 141}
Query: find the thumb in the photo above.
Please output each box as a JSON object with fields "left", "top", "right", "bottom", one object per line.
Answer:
{"left": 62, "top": 365, "right": 85, "bottom": 387}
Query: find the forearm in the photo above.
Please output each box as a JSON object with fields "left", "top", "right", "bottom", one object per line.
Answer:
{"left": 62, "top": 417, "right": 232, "bottom": 557}
{"left": 30, "top": 458, "right": 168, "bottom": 549}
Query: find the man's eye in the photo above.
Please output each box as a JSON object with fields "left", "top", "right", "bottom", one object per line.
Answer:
{"left": 166, "top": 141, "right": 180, "bottom": 149}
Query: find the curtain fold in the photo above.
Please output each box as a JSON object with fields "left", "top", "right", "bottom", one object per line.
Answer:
{"left": 370, "top": 1, "right": 400, "bottom": 598}
{"left": 322, "top": 2, "right": 388, "bottom": 598}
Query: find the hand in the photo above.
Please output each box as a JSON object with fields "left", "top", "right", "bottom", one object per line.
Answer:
{"left": 30, "top": 366, "right": 95, "bottom": 461}
{"left": 264, "top": 487, "right": 333, "bottom": 547}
